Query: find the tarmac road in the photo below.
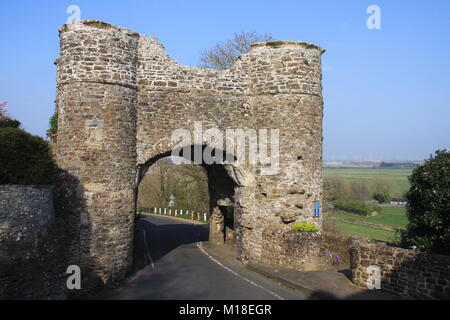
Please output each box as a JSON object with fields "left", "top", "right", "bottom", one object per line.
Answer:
{"left": 101, "top": 215, "right": 306, "bottom": 300}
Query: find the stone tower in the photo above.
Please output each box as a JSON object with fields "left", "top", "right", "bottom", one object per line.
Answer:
{"left": 55, "top": 21, "right": 139, "bottom": 286}
{"left": 55, "top": 20, "right": 325, "bottom": 290}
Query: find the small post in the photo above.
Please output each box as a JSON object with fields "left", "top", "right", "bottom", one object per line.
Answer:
{"left": 175, "top": 209, "right": 178, "bottom": 216}
{"left": 180, "top": 209, "right": 183, "bottom": 215}
{"left": 204, "top": 213, "right": 207, "bottom": 222}
{"left": 164, "top": 208, "right": 167, "bottom": 215}
{"left": 154, "top": 208, "right": 157, "bottom": 214}
{"left": 169, "top": 209, "right": 172, "bottom": 216}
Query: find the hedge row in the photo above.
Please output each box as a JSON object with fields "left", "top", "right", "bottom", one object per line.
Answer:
{"left": 333, "top": 199, "right": 380, "bottom": 216}
{"left": 0, "top": 127, "right": 56, "bottom": 185}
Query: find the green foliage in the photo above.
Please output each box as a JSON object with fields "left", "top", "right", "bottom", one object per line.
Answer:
{"left": 349, "top": 178, "right": 372, "bottom": 201}
{"left": 333, "top": 199, "right": 380, "bottom": 216}
{"left": 0, "top": 118, "right": 21, "bottom": 128}
{"left": 400, "top": 150, "right": 450, "bottom": 255}
{"left": 372, "top": 176, "right": 394, "bottom": 203}
{"left": 291, "top": 221, "right": 321, "bottom": 232}
{"left": 47, "top": 112, "right": 58, "bottom": 141}
{"left": 373, "top": 192, "right": 390, "bottom": 203}
{"left": 0, "top": 128, "right": 56, "bottom": 185}
{"left": 323, "top": 174, "right": 349, "bottom": 201}
{"left": 138, "top": 159, "right": 209, "bottom": 213}
{"left": 323, "top": 167, "right": 412, "bottom": 200}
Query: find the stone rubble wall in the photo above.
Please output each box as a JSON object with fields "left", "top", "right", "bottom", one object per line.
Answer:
{"left": 0, "top": 185, "right": 66, "bottom": 299}
{"left": 260, "top": 226, "right": 326, "bottom": 271}
{"left": 350, "top": 240, "right": 450, "bottom": 299}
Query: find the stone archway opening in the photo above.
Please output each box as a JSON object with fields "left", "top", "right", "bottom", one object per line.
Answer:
{"left": 135, "top": 145, "right": 244, "bottom": 248}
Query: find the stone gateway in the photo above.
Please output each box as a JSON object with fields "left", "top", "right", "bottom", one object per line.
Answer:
{"left": 54, "top": 20, "right": 325, "bottom": 289}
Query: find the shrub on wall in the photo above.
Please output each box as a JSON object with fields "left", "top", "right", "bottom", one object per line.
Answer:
{"left": 46, "top": 112, "right": 58, "bottom": 142}
{"left": 0, "top": 128, "right": 56, "bottom": 185}
{"left": 291, "top": 221, "right": 321, "bottom": 232}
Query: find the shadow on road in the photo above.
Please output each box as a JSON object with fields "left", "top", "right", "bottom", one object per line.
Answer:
{"left": 133, "top": 217, "right": 209, "bottom": 270}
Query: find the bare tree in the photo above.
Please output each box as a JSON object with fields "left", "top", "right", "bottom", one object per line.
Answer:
{"left": 199, "top": 31, "right": 273, "bottom": 70}
{"left": 137, "top": 158, "right": 209, "bottom": 213}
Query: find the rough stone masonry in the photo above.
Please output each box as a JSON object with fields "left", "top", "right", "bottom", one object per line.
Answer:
{"left": 54, "top": 20, "right": 325, "bottom": 289}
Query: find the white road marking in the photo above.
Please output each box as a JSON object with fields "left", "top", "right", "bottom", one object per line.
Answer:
{"left": 141, "top": 228, "right": 155, "bottom": 271}
{"left": 196, "top": 241, "right": 285, "bottom": 300}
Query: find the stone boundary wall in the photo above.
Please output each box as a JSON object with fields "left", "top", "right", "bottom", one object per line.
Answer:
{"left": 350, "top": 240, "right": 450, "bottom": 299}
{"left": 260, "top": 226, "right": 327, "bottom": 271}
{"left": 0, "top": 185, "right": 66, "bottom": 299}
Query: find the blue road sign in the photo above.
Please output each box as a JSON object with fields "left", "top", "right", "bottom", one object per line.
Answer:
{"left": 314, "top": 201, "right": 320, "bottom": 217}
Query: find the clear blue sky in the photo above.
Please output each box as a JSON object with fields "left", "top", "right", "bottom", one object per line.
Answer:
{"left": 1, "top": 0, "right": 449, "bottom": 161}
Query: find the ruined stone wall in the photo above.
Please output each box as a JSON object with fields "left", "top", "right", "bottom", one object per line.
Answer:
{"left": 0, "top": 185, "right": 66, "bottom": 299}
{"left": 350, "top": 240, "right": 450, "bottom": 299}
{"left": 55, "top": 20, "right": 325, "bottom": 288}
{"left": 135, "top": 31, "right": 325, "bottom": 262}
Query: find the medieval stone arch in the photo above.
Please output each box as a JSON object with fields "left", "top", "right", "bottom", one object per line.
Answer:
{"left": 54, "top": 20, "right": 325, "bottom": 289}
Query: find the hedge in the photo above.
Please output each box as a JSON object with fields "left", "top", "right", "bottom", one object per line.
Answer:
{"left": 0, "top": 128, "right": 56, "bottom": 185}
{"left": 333, "top": 199, "right": 380, "bottom": 216}
{"left": 0, "top": 118, "right": 21, "bottom": 128}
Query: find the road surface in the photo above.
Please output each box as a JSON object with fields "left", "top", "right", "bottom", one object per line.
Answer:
{"left": 101, "top": 215, "right": 306, "bottom": 300}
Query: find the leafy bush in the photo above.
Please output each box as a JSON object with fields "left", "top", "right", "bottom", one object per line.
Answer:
{"left": 333, "top": 199, "right": 380, "bottom": 216}
{"left": 291, "top": 221, "right": 321, "bottom": 232}
{"left": 373, "top": 191, "right": 390, "bottom": 204}
{"left": 400, "top": 150, "right": 450, "bottom": 255}
{"left": 0, "top": 128, "right": 56, "bottom": 185}
{"left": 372, "top": 176, "right": 394, "bottom": 203}
{"left": 0, "top": 118, "right": 21, "bottom": 128}
{"left": 47, "top": 112, "right": 58, "bottom": 141}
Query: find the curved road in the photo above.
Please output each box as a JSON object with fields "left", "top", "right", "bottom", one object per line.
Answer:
{"left": 102, "top": 215, "right": 306, "bottom": 300}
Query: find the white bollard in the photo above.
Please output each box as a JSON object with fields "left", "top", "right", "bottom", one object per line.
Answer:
{"left": 180, "top": 210, "right": 183, "bottom": 215}
{"left": 164, "top": 208, "right": 167, "bottom": 215}
{"left": 175, "top": 209, "right": 178, "bottom": 216}
{"left": 169, "top": 209, "right": 172, "bottom": 216}
{"left": 154, "top": 208, "right": 157, "bottom": 214}
{"left": 204, "top": 213, "right": 207, "bottom": 222}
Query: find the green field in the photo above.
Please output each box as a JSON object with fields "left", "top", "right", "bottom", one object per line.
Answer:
{"left": 323, "top": 167, "right": 412, "bottom": 198}
{"left": 329, "top": 206, "right": 408, "bottom": 242}
{"left": 334, "top": 220, "right": 399, "bottom": 242}
{"left": 332, "top": 206, "right": 408, "bottom": 229}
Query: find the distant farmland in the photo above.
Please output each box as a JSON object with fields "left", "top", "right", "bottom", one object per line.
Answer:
{"left": 323, "top": 167, "right": 413, "bottom": 198}
{"left": 329, "top": 206, "right": 408, "bottom": 242}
